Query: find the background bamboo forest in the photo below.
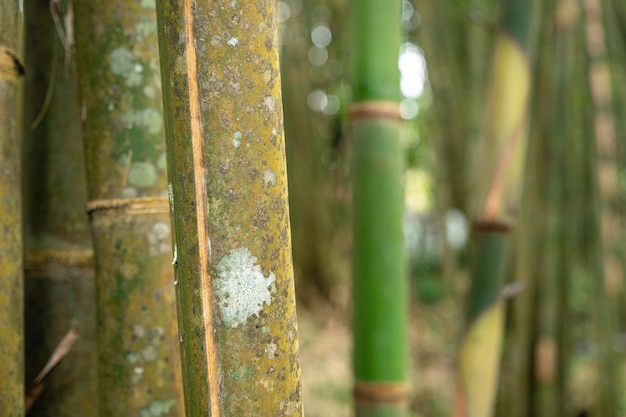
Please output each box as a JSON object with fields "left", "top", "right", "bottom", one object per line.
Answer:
{"left": 2, "top": 0, "right": 626, "bottom": 416}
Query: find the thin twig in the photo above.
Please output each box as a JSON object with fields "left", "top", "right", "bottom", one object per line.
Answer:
{"left": 25, "top": 326, "right": 79, "bottom": 413}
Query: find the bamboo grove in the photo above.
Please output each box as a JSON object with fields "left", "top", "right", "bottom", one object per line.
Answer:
{"left": 1, "top": 0, "right": 626, "bottom": 416}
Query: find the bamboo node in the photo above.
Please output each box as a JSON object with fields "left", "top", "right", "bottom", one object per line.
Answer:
{"left": 25, "top": 249, "right": 94, "bottom": 270}
{"left": 86, "top": 196, "right": 170, "bottom": 216}
{"left": 471, "top": 220, "right": 511, "bottom": 233}
{"left": 0, "top": 46, "right": 25, "bottom": 80}
{"left": 349, "top": 101, "right": 402, "bottom": 121}
{"left": 353, "top": 381, "right": 408, "bottom": 403}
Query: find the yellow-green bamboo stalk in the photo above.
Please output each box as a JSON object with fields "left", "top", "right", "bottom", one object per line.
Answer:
{"left": 155, "top": 1, "right": 302, "bottom": 415}
{"left": 582, "top": 0, "right": 622, "bottom": 414}
{"left": 74, "top": 1, "right": 184, "bottom": 416}
{"left": 455, "top": 1, "right": 534, "bottom": 416}
{"left": 0, "top": 2, "right": 24, "bottom": 415}
{"left": 22, "top": 1, "right": 98, "bottom": 415}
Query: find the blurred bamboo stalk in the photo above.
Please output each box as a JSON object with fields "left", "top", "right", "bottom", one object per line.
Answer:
{"left": 582, "top": 0, "right": 623, "bottom": 414}
{"left": 0, "top": 1, "right": 24, "bottom": 415}
{"left": 531, "top": 2, "right": 578, "bottom": 415}
{"left": 350, "top": 1, "right": 408, "bottom": 416}
{"left": 155, "top": 0, "right": 303, "bottom": 415}
{"left": 455, "top": 0, "right": 534, "bottom": 416}
{"left": 74, "top": 1, "right": 184, "bottom": 415}
{"left": 22, "top": 1, "right": 98, "bottom": 415}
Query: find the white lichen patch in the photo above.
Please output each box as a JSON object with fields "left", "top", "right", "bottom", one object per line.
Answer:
{"left": 233, "top": 131, "right": 242, "bottom": 148}
{"left": 262, "top": 95, "right": 275, "bottom": 111}
{"left": 262, "top": 168, "right": 278, "bottom": 188}
{"left": 227, "top": 37, "right": 239, "bottom": 46}
{"left": 128, "top": 162, "right": 158, "bottom": 188}
{"left": 147, "top": 222, "right": 171, "bottom": 256}
{"left": 266, "top": 342, "right": 277, "bottom": 359}
{"left": 167, "top": 182, "right": 174, "bottom": 210}
{"left": 214, "top": 247, "right": 276, "bottom": 328}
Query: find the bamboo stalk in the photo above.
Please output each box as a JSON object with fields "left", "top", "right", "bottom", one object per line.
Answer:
{"left": 73, "top": 1, "right": 184, "bottom": 416}
{"left": 582, "top": 0, "right": 623, "bottom": 413}
{"left": 350, "top": 2, "right": 408, "bottom": 417}
{"left": 0, "top": 1, "right": 24, "bottom": 415}
{"left": 155, "top": 1, "right": 303, "bottom": 415}
{"left": 22, "top": 1, "right": 98, "bottom": 415}
{"left": 455, "top": 1, "right": 534, "bottom": 416}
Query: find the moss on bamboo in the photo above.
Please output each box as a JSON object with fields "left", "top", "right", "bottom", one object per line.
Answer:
{"left": 74, "top": 0, "right": 184, "bottom": 415}
{"left": 156, "top": 1, "right": 302, "bottom": 415}
{"left": 0, "top": 1, "right": 24, "bottom": 415}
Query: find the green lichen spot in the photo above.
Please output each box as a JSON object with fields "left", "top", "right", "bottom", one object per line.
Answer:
{"left": 157, "top": 153, "right": 167, "bottom": 171}
{"left": 262, "top": 70, "right": 271, "bottom": 84}
{"left": 135, "top": 17, "right": 157, "bottom": 39}
{"left": 139, "top": 399, "right": 176, "bottom": 417}
{"left": 110, "top": 47, "right": 143, "bottom": 86}
{"left": 141, "top": 0, "right": 156, "bottom": 8}
{"left": 119, "top": 108, "right": 163, "bottom": 134}
{"left": 128, "top": 162, "right": 158, "bottom": 187}
{"left": 144, "top": 84, "right": 157, "bottom": 99}
{"left": 215, "top": 247, "right": 276, "bottom": 328}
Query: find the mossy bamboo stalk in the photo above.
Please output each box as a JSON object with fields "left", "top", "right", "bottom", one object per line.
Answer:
{"left": 350, "top": 1, "right": 407, "bottom": 416}
{"left": 22, "top": 1, "right": 98, "bottom": 415}
{"left": 0, "top": 1, "right": 24, "bottom": 415}
{"left": 73, "top": 1, "right": 184, "bottom": 416}
{"left": 500, "top": 3, "right": 554, "bottom": 413}
{"left": 582, "top": 0, "right": 622, "bottom": 414}
{"left": 532, "top": 2, "right": 577, "bottom": 415}
{"left": 155, "top": 1, "right": 303, "bottom": 415}
{"left": 454, "top": 1, "right": 534, "bottom": 416}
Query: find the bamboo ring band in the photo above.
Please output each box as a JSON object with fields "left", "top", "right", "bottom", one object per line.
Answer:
{"left": 86, "top": 196, "right": 170, "bottom": 216}
{"left": 353, "top": 382, "right": 408, "bottom": 403}
{"left": 349, "top": 101, "right": 403, "bottom": 121}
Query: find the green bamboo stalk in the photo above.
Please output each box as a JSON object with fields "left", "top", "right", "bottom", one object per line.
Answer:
{"left": 73, "top": 1, "right": 184, "bottom": 416}
{"left": 155, "top": 1, "right": 302, "bottom": 415}
{"left": 455, "top": 1, "right": 534, "bottom": 416}
{"left": 582, "top": 0, "right": 623, "bottom": 414}
{"left": 350, "top": 2, "right": 407, "bottom": 417}
{"left": 22, "top": 1, "right": 98, "bottom": 415}
{"left": 0, "top": 2, "right": 24, "bottom": 416}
